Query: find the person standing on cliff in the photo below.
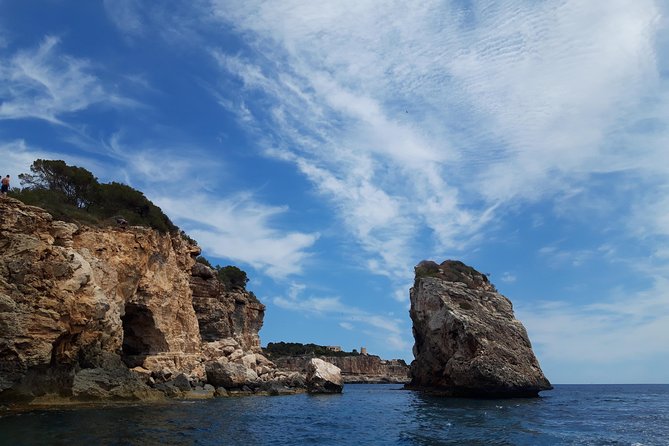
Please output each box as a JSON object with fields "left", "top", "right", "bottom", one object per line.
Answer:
{"left": 0, "top": 175, "right": 9, "bottom": 197}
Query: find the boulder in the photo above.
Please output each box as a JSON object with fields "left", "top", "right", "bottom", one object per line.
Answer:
{"left": 71, "top": 367, "right": 159, "bottom": 400}
{"left": 205, "top": 361, "right": 258, "bottom": 388}
{"left": 306, "top": 358, "right": 343, "bottom": 394}
{"left": 214, "top": 387, "right": 229, "bottom": 397}
{"left": 172, "top": 373, "right": 192, "bottom": 392}
{"left": 241, "top": 353, "right": 257, "bottom": 369}
{"left": 407, "top": 260, "right": 552, "bottom": 397}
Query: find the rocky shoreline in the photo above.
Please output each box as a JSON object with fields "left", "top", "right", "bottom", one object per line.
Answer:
{"left": 0, "top": 198, "right": 551, "bottom": 407}
{"left": 0, "top": 198, "right": 341, "bottom": 406}
{"left": 272, "top": 354, "right": 410, "bottom": 384}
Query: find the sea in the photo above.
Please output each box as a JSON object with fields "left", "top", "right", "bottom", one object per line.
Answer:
{"left": 1, "top": 384, "right": 667, "bottom": 445}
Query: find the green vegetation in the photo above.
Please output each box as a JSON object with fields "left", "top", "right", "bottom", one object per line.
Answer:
{"left": 215, "top": 265, "right": 249, "bottom": 290}
{"left": 414, "top": 259, "right": 495, "bottom": 291}
{"left": 195, "top": 256, "right": 214, "bottom": 268}
{"left": 196, "top": 256, "right": 249, "bottom": 290}
{"left": 195, "top": 256, "right": 255, "bottom": 298}
{"left": 263, "top": 342, "right": 361, "bottom": 359}
{"left": 13, "top": 159, "right": 176, "bottom": 232}
{"left": 414, "top": 260, "right": 441, "bottom": 278}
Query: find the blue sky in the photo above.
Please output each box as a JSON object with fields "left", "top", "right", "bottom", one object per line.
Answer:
{"left": 1, "top": 0, "right": 668, "bottom": 384}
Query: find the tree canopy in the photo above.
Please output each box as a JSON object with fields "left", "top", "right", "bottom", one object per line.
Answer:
{"left": 196, "top": 256, "right": 250, "bottom": 292}
{"left": 18, "top": 159, "right": 97, "bottom": 209}
{"left": 14, "top": 159, "right": 176, "bottom": 232}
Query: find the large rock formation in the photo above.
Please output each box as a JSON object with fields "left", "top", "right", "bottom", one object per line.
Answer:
{"left": 273, "top": 354, "right": 410, "bottom": 383}
{"left": 0, "top": 198, "right": 303, "bottom": 403}
{"left": 407, "top": 260, "right": 552, "bottom": 397}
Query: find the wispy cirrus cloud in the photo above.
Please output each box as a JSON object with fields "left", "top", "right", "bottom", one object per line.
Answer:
{"left": 518, "top": 274, "right": 669, "bottom": 382}
{"left": 206, "top": 0, "right": 668, "bottom": 293}
{"left": 0, "top": 140, "right": 54, "bottom": 181}
{"left": 0, "top": 35, "right": 134, "bottom": 124}
{"left": 158, "top": 194, "right": 319, "bottom": 278}
{"left": 500, "top": 272, "right": 517, "bottom": 283}
{"left": 102, "top": 0, "right": 145, "bottom": 38}
{"left": 99, "top": 134, "right": 319, "bottom": 279}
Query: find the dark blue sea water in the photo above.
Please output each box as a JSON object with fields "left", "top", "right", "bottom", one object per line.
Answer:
{"left": 1, "top": 384, "right": 668, "bottom": 445}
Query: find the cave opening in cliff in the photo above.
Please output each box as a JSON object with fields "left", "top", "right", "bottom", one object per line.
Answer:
{"left": 121, "top": 303, "right": 168, "bottom": 368}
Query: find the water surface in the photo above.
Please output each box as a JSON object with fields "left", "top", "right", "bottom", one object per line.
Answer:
{"left": 1, "top": 384, "right": 667, "bottom": 445}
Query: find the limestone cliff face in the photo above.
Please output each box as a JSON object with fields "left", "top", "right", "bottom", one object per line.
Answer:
{"left": 0, "top": 198, "right": 203, "bottom": 399}
{"left": 190, "top": 263, "right": 264, "bottom": 353}
{"left": 407, "top": 260, "right": 552, "bottom": 397}
{"left": 0, "top": 198, "right": 294, "bottom": 402}
{"left": 273, "top": 355, "right": 410, "bottom": 383}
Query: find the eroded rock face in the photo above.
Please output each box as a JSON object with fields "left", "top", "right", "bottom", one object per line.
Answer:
{"left": 190, "top": 264, "right": 264, "bottom": 352}
{"left": 306, "top": 358, "right": 343, "bottom": 394}
{"left": 0, "top": 198, "right": 303, "bottom": 403}
{"left": 0, "top": 198, "right": 203, "bottom": 401}
{"left": 407, "top": 260, "right": 552, "bottom": 398}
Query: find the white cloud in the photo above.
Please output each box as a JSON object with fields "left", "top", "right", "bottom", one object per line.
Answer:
{"left": 157, "top": 194, "right": 319, "bottom": 278}
{"left": 518, "top": 276, "right": 669, "bottom": 370}
{"left": 103, "top": 0, "right": 144, "bottom": 38}
{"left": 0, "top": 140, "right": 51, "bottom": 185}
{"left": 339, "top": 322, "right": 354, "bottom": 331}
{"left": 273, "top": 286, "right": 411, "bottom": 351}
{"left": 0, "top": 36, "right": 134, "bottom": 124}
{"left": 206, "top": 0, "right": 668, "bottom": 293}
{"left": 538, "top": 242, "right": 620, "bottom": 268}
{"left": 500, "top": 272, "right": 517, "bottom": 283}
{"left": 104, "top": 133, "right": 216, "bottom": 187}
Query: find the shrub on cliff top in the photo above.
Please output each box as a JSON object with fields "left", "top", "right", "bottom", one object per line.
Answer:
{"left": 215, "top": 265, "right": 249, "bottom": 291}
{"left": 14, "top": 159, "right": 176, "bottom": 233}
{"left": 196, "top": 256, "right": 252, "bottom": 293}
{"left": 414, "top": 259, "right": 495, "bottom": 291}
{"left": 195, "top": 256, "right": 213, "bottom": 268}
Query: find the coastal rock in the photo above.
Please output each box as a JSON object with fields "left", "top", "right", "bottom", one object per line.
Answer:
{"left": 407, "top": 260, "right": 552, "bottom": 397}
{"left": 0, "top": 198, "right": 200, "bottom": 400}
{"left": 0, "top": 198, "right": 295, "bottom": 403}
{"left": 273, "top": 354, "right": 409, "bottom": 383}
{"left": 205, "top": 361, "right": 258, "bottom": 389}
{"left": 306, "top": 358, "right": 343, "bottom": 394}
{"left": 72, "top": 367, "right": 161, "bottom": 401}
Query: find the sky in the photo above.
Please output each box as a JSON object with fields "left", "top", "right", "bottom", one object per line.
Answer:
{"left": 1, "top": 0, "right": 668, "bottom": 384}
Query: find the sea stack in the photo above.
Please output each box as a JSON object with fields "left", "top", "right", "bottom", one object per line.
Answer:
{"left": 407, "top": 260, "right": 552, "bottom": 397}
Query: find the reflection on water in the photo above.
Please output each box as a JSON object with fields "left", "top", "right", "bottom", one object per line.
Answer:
{"left": 1, "top": 385, "right": 668, "bottom": 445}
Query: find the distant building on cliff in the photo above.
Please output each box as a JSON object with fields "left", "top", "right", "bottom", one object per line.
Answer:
{"left": 360, "top": 347, "right": 368, "bottom": 355}
{"left": 325, "top": 345, "right": 342, "bottom": 352}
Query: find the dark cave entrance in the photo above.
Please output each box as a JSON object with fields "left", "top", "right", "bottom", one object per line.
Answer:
{"left": 121, "top": 303, "right": 168, "bottom": 368}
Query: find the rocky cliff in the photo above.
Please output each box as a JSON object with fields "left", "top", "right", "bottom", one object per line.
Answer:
{"left": 272, "top": 354, "right": 410, "bottom": 383}
{"left": 407, "top": 260, "right": 552, "bottom": 397}
{"left": 0, "top": 198, "right": 306, "bottom": 403}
